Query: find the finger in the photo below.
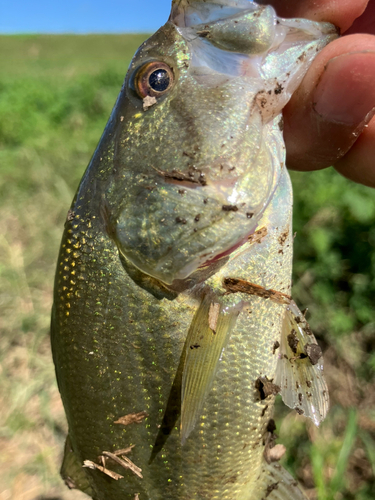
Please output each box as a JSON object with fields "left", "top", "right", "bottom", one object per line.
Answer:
{"left": 334, "top": 118, "right": 375, "bottom": 187}
{"left": 344, "top": 0, "right": 375, "bottom": 35}
{"left": 282, "top": 35, "right": 375, "bottom": 174}
{"left": 259, "top": 0, "right": 368, "bottom": 32}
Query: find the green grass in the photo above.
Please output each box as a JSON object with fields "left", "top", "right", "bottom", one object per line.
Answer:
{"left": 0, "top": 34, "right": 374, "bottom": 499}
{"left": 0, "top": 34, "right": 147, "bottom": 80}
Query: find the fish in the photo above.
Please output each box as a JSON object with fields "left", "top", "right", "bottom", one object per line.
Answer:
{"left": 51, "top": 1, "right": 337, "bottom": 499}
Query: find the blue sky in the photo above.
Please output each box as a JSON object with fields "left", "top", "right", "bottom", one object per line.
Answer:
{"left": 0, "top": 0, "right": 173, "bottom": 34}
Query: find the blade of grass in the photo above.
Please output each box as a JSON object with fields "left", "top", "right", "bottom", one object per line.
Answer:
{"left": 329, "top": 408, "right": 358, "bottom": 495}
{"left": 311, "top": 443, "right": 328, "bottom": 500}
{"left": 359, "top": 430, "right": 375, "bottom": 476}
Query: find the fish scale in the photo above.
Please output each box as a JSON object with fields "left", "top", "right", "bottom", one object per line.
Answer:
{"left": 52, "top": 2, "right": 335, "bottom": 499}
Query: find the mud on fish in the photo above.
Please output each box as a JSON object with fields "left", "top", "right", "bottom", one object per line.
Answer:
{"left": 51, "top": 1, "right": 337, "bottom": 499}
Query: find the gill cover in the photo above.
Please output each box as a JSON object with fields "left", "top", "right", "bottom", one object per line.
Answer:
{"left": 109, "top": 1, "right": 336, "bottom": 285}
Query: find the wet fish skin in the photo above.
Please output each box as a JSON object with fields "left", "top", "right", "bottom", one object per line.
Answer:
{"left": 51, "top": 2, "right": 336, "bottom": 499}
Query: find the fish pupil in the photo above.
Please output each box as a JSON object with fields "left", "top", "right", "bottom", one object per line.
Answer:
{"left": 149, "top": 69, "right": 170, "bottom": 92}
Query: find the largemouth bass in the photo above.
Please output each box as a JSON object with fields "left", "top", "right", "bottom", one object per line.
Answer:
{"left": 51, "top": 1, "right": 337, "bottom": 499}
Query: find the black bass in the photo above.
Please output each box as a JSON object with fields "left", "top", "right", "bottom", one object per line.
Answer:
{"left": 51, "top": 1, "right": 336, "bottom": 499}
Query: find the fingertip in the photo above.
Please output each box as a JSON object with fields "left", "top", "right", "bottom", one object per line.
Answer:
{"left": 334, "top": 118, "right": 375, "bottom": 187}
{"left": 284, "top": 35, "right": 375, "bottom": 173}
{"left": 313, "top": 52, "right": 375, "bottom": 127}
{"left": 343, "top": 0, "right": 375, "bottom": 35}
{"left": 260, "top": 0, "right": 368, "bottom": 33}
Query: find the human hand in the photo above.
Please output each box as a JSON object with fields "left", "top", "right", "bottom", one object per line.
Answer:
{"left": 263, "top": 0, "right": 375, "bottom": 187}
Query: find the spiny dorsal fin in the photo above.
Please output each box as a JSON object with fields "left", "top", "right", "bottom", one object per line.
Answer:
{"left": 274, "top": 300, "right": 329, "bottom": 426}
{"left": 181, "top": 292, "right": 239, "bottom": 444}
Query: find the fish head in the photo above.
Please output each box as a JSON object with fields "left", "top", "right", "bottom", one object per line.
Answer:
{"left": 104, "top": 1, "right": 336, "bottom": 285}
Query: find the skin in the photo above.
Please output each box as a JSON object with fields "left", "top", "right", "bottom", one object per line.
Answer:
{"left": 262, "top": 0, "right": 375, "bottom": 187}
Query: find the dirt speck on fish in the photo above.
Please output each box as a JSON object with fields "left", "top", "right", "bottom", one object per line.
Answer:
{"left": 114, "top": 411, "right": 149, "bottom": 426}
{"left": 51, "top": 1, "right": 337, "bottom": 499}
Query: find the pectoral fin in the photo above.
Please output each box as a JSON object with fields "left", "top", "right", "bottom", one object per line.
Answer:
{"left": 181, "top": 292, "right": 239, "bottom": 444}
{"left": 274, "top": 301, "right": 329, "bottom": 426}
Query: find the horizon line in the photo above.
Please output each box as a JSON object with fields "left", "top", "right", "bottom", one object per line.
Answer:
{"left": 0, "top": 31, "right": 154, "bottom": 35}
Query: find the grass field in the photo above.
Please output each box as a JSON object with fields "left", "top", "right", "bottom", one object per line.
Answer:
{"left": 0, "top": 34, "right": 374, "bottom": 500}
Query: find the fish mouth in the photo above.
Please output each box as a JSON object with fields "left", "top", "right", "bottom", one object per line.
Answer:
{"left": 170, "top": 0, "right": 260, "bottom": 29}
{"left": 170, "top": 1, "right": 337, "bottom": 83}
{"left": 172, "top": 3, "right": 274, "bottom": 81}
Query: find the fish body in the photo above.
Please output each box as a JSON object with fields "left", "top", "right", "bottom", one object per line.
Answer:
{"left": 51, "top": 2, "right": 336, "bottom": 499}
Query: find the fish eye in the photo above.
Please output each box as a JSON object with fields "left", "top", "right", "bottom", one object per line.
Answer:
{"left": 134, "top": 61, "right": 174, "bottom": 99}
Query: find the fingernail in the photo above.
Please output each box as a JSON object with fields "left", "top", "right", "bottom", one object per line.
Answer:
{"left": 314, "top": 51, "right": 375, "bottom": 126}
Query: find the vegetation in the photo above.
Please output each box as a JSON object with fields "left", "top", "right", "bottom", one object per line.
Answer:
{"left": 0, "top": 34, "right": 374, "bottom": 500}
